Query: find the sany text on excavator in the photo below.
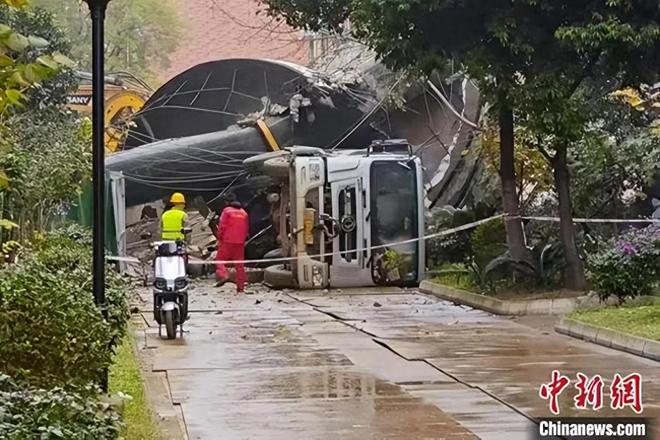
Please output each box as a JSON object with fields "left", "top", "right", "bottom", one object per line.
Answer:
{"left": 66, "top": 71, "right": 152, "bottom": 154}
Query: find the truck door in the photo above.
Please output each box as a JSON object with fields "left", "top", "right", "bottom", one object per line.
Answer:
{"left": 329, "top": 179, "right": 371, "bottom": 287}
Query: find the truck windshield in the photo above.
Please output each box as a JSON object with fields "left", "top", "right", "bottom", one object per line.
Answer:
{"left": 370, "top": 160, "right": 419, "bottom": 282}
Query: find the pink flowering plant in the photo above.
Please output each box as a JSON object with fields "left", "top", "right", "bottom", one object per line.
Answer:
{"left": 587, "top": 225, "right": 660, "bottom": 303}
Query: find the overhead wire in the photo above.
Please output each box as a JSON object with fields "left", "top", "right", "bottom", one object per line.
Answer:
{"left": 122, "top": 171, "right": 244, "bottom": 185}
{"left": 206, "top": 173, "right": 246, "bottom": 205}
{"left": 426, "top": 79, "right": 481, "bottom": 131}
{"left": 330, "top": 76, "right": 404, "bottom": 150}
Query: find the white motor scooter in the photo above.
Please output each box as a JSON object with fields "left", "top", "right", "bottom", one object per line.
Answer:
{"left": 152, "top": 227, "right": 191, "bottom": 339}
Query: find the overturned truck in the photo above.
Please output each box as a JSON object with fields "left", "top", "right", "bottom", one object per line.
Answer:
{"left": 106, "top": 58, "right": 481, "bottom": 270}
{"left": 246, "top": 140, "right": 425, "bottom": 289}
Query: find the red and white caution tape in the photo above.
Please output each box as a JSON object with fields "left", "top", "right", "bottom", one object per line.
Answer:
{"left": 106, "top": 214, "right": 659, "bottom": 267}
{"left": 519, "top": 215, "right": 660, "bottom": 224}
{"left": 107, "top": 214, "right": 506, "bottom": 266}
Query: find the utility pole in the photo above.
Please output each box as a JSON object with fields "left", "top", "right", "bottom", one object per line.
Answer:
{"left": 84, "top": 0, "right": 110, "bottom": 392}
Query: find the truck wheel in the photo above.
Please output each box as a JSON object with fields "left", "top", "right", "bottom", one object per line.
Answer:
{"left": 187, "top": 264, "right": 204, "bottom": 278}
{"left": 164, "top": 310, "right": 177, "bottom": 340}
{"left": 264, "top": 264, "right": 295, "bottom": 288}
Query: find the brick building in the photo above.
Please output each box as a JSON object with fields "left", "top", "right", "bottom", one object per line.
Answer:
{"left": 162, "top": 0, "right": 309, "bottom": 82}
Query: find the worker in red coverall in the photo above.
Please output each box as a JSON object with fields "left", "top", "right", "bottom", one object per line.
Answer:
{"left": 215, "top": 193, "right": 250, "bottom": 293}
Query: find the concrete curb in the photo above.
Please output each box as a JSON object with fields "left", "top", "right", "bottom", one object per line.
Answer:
{"left": 130, "top": 320, "right": 188, "bottom": 440}
{"left": 555, "top": 318, "right": 660, "bottom": 362}
{"left": 419, "top": 280, "right": 581, "bottom": 316}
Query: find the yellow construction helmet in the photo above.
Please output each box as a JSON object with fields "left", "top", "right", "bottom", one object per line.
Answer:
{"left": 170, "top": 192, "right": 186, "bottom": 204}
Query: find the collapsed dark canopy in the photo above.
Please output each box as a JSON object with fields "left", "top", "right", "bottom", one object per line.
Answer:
{"left": 125, "top": 58, "right": 377, "bottom": 150}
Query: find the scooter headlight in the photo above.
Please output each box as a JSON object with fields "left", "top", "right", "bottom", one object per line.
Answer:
{"left": 174, "top": 277, "right": 188, "bottom": 290}
{"left": 153, "top": 278, "right": 167, "bottom": 290}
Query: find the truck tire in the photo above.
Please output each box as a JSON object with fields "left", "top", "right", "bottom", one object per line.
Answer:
{"left": 243, "top": 150, "right": 289, "bottom": 174}
{"left": 264, "top": 264, "right": 295, "bottom": 288}
{"left": 187, "top": 263, "right": 204, "bottom": 278}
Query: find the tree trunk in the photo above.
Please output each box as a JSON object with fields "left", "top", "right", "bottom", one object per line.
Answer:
{"left": 498, "top": 105, "right": 528, "bottom": 261}
{"left": 552, "top": 146, "right": 587, "bottom": 291}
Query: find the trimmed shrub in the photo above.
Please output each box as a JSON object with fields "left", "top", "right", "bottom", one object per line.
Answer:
{"left": 426, "top": 203, "right": 499, "bottom": 270}
{"left": 0, "top": 258, "right": 112, "bottom": 388}
{"left": 427, "top": 206, "right": 477, "bottom": 268}
{"left": 587, "top": 225, "right": 660, "bottom": 303}
{"left": 470, "top": 217, "right": 507, "bottom": 269}
{"left": 0, "top": 374, "right": 122, "bottom": 440}
{"left": 0, "top": 226, "right": 130, "bottom": 388}
{"left": 32, "top": 228, "right": 130, "bottom": 349}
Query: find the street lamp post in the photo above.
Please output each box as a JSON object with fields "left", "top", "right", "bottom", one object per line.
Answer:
{"left": 84, "top": 0, "right": 110, "bottom": 391}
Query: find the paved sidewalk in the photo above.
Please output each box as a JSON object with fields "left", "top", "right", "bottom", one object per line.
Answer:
{"left": 134, "top": 282, "right": 658, "bottom": 439}
{"left": 135, "top": 283, "right": 478, "bottom": 439}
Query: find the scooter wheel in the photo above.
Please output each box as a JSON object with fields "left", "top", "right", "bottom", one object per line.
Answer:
{"left": 164, "top": 310, "right": 177, "bottom": 340}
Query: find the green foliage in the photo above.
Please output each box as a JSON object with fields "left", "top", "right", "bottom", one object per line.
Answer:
{"left": 426, "top": 203, "right": 496, "bottom": 268}
{"left": 1, "top": 1, "right": 29, "bottom": 8}
{"left": 427, "top": 208, "right": 473, "bottom": 267}
{"left": 0, "top": 110, "right": 92, "bottom": 236}
{"left": 427, "top": 209, "right": 541, "bottom": 291}
{"left": 429, "top": 208, "right": 570, "bottom": 292}
{"left": 471, "top": 217, "right": 507, "bottom": 269}
{"left": 33, "top": 0, "right": 181, "bottom": 83}
{"left": 481, "top": 252, "right": 538, "bottom": 285}
{"left": 432, "top": 263, "right": 478, "bottom": 293}
{"left": 569, "top": 302, "right": 660, "bottom": 341}
{"left": 0, "top": 218, "right": 17, "bottom": 229}
{"left": 110, "top": 337, "right": 160, "bottom": 440}
{"left": 587, "top": 225, "right": 660, "bottom": 303}
{"left": 264, "top": 0, "right": 660, "bottom": 291}
{"left": 0, "top": 3, "right": 80, "bottom": 236}
{"left": 477, "top": 124, "right": 555, "bottom": 211}
{"left": 261, "top": 0, "right": 350, "bottom": 33}
{"left": 570, "top": 98, "right": 660, "bottom": 219}
{"left": 0, "top": 227, "right": 130, "bottom": 388}
{"left": 0, "top": 4, "right": 77, "bottom": 108}
{"left": 0, "top": 374, "right": 122, "bottom": 440}
{"left": 32, "top": 225, "right": 130, "bottom": 349}
{"left": 0, "top": 2, "right": 72, "bottom": 113}
{"left": 0, "top": 258, "right": 112, "bottom": 387}
{"left": 382, "top": 249, "right": 401, "bottom": 271}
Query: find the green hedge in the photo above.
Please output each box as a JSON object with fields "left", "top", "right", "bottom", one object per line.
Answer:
{"left": 0, "top": 258, "right": 112, "bottom": 387}
{"left": 0, "top": 225, "right": 131, "bottom": 438}
{"left": 0, "top": 374, "right": 122, "bottom": 440}
{"left": 32, "top": 226, "right": 130, "bottom": 349}
{"left": 0, "top": 225, "right": 130, "bottom": 388}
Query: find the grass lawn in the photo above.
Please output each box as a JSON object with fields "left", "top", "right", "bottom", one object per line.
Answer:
{"left": 433, "top": 273, "right": 479, "bottom": 293}
{"left": 110, "top": 334, "right": 160, "bottom": 440}
{"left": 569, "top": 302, "right": 660, "bottom": 341}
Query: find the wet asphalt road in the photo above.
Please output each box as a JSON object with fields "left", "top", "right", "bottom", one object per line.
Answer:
{"left": 134, "top": 281, "right": 659, "bottom": 439}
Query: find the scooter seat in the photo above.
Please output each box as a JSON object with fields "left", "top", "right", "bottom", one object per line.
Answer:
{"left": 156, "top": 242, "right": 182, "bottom": 257}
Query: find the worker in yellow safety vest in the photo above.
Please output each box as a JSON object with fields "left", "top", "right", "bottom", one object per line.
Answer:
{"left": 161, "top": 193, "right": 188, "bottom": 241}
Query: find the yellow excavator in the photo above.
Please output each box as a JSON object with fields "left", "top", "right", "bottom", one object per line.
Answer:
{"left": 66, "top": 71, "right": 152, "bottom": 153}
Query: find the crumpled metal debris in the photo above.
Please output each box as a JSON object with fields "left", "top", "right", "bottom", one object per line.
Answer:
{"left": 289, "top": 93, "right": 313, "bottom": 123}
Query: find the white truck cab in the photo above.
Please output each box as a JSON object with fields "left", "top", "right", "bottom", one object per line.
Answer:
{"left": 246, "top": 139, "right": 425, "bottom": 289}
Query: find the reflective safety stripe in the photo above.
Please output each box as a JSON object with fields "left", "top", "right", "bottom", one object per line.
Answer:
{"left": 161, "top": 209, "right": 186, "bottom": 240}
